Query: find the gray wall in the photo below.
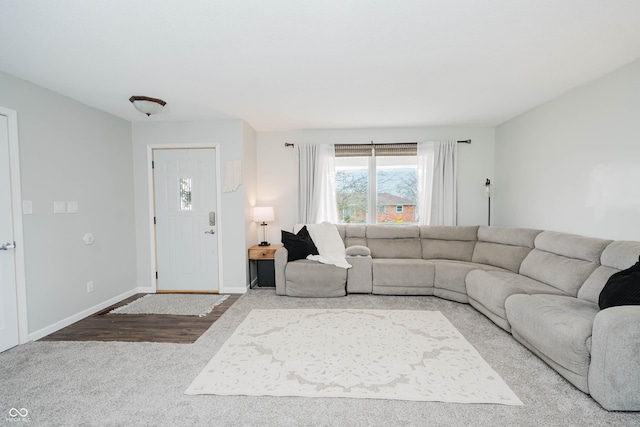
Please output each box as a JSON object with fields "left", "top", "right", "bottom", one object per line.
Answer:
{"left": 0, "top": 71, "right": 137, "bottom": 335}
{"left": 132, "top": 120, "right": 253, "bottom": 293}
{"left": 494, "top": 59, "right": 640, "bottom": 241}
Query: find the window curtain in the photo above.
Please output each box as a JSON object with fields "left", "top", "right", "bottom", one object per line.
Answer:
{"left": 417, "top": 140, "right": 457, "bottom": 225}
{"left": 297, "top": 143, "right": 338, "bottom": 224}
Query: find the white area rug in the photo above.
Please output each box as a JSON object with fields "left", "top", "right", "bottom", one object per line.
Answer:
{"left": 109, "top": 294, "right": 229, "bottom": 316}
{"left": 185, "top": 309, "right": 523, "bottom": 405}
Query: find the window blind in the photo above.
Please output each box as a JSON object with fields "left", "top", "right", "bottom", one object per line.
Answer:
{"left": 334, "top": 144, "right": 373, "bottom": 157}
{"left": 373, "top": 143, "right": 417, "bottom": 156}
{"left": 334, "top": 143, "right": 417, "bottom": 157}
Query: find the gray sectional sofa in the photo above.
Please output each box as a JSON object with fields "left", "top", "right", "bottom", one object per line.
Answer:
{"left": 274, "top": 224, "right": 640, "bottom": 411}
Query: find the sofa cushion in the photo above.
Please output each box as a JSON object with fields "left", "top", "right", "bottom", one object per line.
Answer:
{"left": 579, "top": 241, "right": 640, "bottom": 304}
{"left": 600, "top": 241, "right": 640, "bottom": 269}
{"left": 432, "top": 260, "right": 504, "bottom": 296}
{"left": 505, "top": 294, "right": 600, "bottom": 393}
{"left": 477, "top": 226, "right": 542, "bottom": 247}
{"left": 466, "top": 270, "right": 567, "bottom": 331}
{"left": 372, "top": 258, "right": 434, "bottom": 289}
{"left": 366, "top": 225, "right": 419, "bottom": 239}
{"left": 366, "top": 225, "right": 422, "bottom": 259}
{"left": 469, "top": 227, "right": 541, "bottom": 273}
{"left": 519, "top": 250, "right": 600, "bottom": 297}
{"left": 431, "top": 260, "right": 506, "bottom": 304}
{"left": 533, "top": 231, "right": 611, "bottom": 263}
{"left": 472, "top": 242, "right": 532, "bottom": 273}
{"left": 420, "top": 225, "right": 477, "bottom": 261}
{"left": 421, "top": 239, "right": 476, "bottom": 261}
{"left": 578, "top": 266, "right": 620, "bottom": 305}
{"left": 343, "top": 224, "right": 367, "bottom": 247}
{"left": 284, "top": 260, "right": 346, "bottom": 297}
{"left": 519, "top": 230, "right": 611, "bottom": 296}
{"left": 420, "top": 225, "right": 478, "bottom": 241}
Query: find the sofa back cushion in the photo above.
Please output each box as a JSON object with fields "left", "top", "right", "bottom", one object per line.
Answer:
{"left": 519, "top": 231, "right": 611, "bottom": 296}
{"left": 344, "top": 224, "right": 367, "bottom": 247}
{"left": 578, "top": 241, "right": 640, "bottom": 304}
{"left": 471, "top": 226, "right": 542, "bottom": 273}
{"left": 366, "top": 225, "right": 422, "bottom": 258}
{"left": 420, "top": 225, "right": 477, "bottom": 261}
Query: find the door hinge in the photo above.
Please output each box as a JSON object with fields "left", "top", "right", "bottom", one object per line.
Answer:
{"left": 153, "top": 217, "right": 156, "bottom": 225}
{"left": 155, "top": 271, "right": 158, "bottom": 280}
{"left": 151, "top": 160, "right": 155, "bottom": 169}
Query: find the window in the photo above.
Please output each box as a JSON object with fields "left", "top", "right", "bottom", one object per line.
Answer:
{"left": 335, "top": 156, "right": 368, "bottom": 223}
{"left": 335, "top": 144, "right": 417, "bottom": 224}
{"left": 179, "top": 177, "right": 192, "bottom": 211}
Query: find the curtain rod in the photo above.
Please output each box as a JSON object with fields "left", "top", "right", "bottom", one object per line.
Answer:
{"left": 284, "top": 140, "right": 470, "bottom": 148}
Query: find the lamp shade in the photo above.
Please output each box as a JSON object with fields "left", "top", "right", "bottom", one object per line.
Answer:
{"left": 129, "top": 96, "right": 166, "bottom": 116}
{"left": 253, "top": 206, "right": 275, "bottom": 222}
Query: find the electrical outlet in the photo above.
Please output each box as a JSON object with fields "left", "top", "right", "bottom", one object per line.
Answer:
{"left": 87, "top": 281, "right": 94, "bottom": 293}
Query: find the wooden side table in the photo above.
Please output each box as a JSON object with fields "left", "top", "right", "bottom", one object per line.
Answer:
{"left": 248, "top": 244, "right": 282, "bottom": 288}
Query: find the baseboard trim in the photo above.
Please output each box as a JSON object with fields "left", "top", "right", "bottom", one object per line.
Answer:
{"left": 221, "top": 285, "right": 248, "bottom": 294}
{"left": 28, "top": 288, "right": 146, "bottom": 342}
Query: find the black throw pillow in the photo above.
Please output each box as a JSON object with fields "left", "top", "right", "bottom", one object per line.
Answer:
{"left": 281, "top": 226, "right": 319, "bottom": 262}
{"left": 598, "top": 255, "right": 640, "bottom": 310}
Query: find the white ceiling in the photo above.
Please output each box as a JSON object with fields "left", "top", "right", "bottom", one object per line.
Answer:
{"left": 1, "top": 1, "right": 640, "bottom": 131}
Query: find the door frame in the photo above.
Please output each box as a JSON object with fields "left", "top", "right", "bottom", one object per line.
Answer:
{"left": 146, "top": 143, "right": 223, "bottom": 293}
{"left": 0, "top": 106, "right": 28, "bottom": 344}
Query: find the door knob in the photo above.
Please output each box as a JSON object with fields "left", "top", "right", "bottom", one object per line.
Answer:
{"left": 204, "top": 230, "right": 216, "bottom": 235}
{"left": 0, "top": 241, "right": 16, "bottom": 250}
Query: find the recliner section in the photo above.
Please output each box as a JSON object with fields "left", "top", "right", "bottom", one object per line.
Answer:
{"left": 274, "top": 224, "right": 640, "bottom": 411}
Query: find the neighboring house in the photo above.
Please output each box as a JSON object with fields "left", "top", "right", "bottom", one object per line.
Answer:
{"left": 337, "top": 192, "right": 416, "bottom": 223}
{"left": 376, "top": 193, "right": 416, "bottom": 223}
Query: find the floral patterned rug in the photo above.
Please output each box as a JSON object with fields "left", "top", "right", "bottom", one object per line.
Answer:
{"left": 185, "top": 309, "right": 522, "bottom": 405}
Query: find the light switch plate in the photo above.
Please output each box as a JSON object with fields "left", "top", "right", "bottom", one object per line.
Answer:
{"left": 54, "top": 201, "right": 66, "bottom": 214}
{"left": 22, "top": 200, "right": 33, "bottom": 215}
{"left": 67, "top": 202, "right": 78, "bottom": 214}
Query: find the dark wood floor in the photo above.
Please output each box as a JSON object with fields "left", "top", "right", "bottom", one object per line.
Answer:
{"left": 40, "top": 293, "right": 240, "bottom": 344}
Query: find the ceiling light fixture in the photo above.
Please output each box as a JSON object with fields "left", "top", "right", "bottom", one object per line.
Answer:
{"left": 129, "top": 96, "right": 166, "bottom": 116}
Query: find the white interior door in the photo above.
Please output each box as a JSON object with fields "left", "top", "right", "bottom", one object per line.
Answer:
{"left": 0, "top": 114, "right": 19, "bottom": 352}
{"left": 153, "top": 148, "right": 219, "bottom": 292}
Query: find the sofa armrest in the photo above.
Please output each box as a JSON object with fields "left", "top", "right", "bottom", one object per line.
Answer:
{"left": 275, "top": 247, "right": 288, "bottom": 296}
{"left": 346, "top": 253, "right": 372, "bottom": 294}
{"left": 589, "top": 306, "right": 640, "bottom": 411}
{"left": 346, "top": 245, "right": 371, "bottom": 257}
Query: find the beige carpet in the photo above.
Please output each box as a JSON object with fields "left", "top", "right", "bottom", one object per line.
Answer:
{"left": 185, "top": 309, "right": 523, "bottom": 405}
{"left": 109, "top": 294, "right": 229, "bottom": 316}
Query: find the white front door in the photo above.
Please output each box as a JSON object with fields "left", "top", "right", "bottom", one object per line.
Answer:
{"left": 0, "top": 114, "right": 19, "bottom": 352}
{"left": 153, "top": 148, "right": 219, "bottom": 292}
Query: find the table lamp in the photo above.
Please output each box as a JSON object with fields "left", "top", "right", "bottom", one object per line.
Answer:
{"left": 254, "top": 207, "right": 275, "bottom": 246}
